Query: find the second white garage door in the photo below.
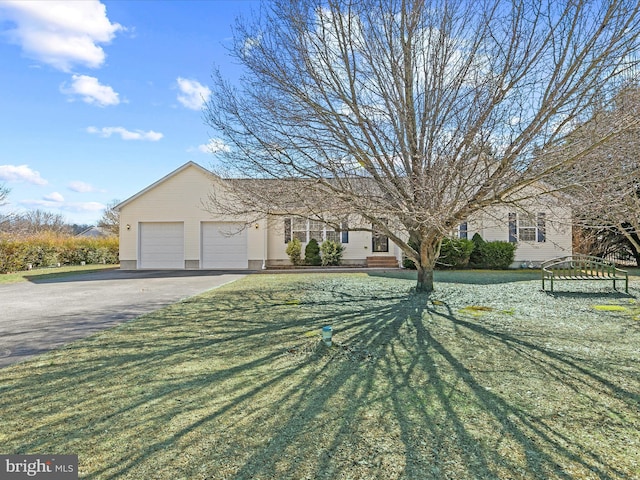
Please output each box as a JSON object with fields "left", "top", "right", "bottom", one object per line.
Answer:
{"left": 201, "top": 222, "right": 248, "bottom": 269}
{"left": 139, "top": 222, "right": 184, "bottom": 269}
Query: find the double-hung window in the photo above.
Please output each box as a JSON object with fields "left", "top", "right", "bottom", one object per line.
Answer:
{"left": 458, "top": 221, "right": 468, "bottom": 240}
{"left": 292, "top": 217, "right": 308, "bottom": 242}
{"left": 284, "top": 218, "right": 348, "bottom": 244}
{"left": 509, "top": 213, "right": 546, "bottom": 243}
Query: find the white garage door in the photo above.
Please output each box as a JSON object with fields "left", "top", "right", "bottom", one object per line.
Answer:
{"left": 201, "top": 222, "right": 248, "bottom": 269}
{"left": 139, "top": 222, "right": 184, "bottom": 269}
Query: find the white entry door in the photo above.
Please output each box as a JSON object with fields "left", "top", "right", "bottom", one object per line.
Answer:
{"left": 201, "top": 222, "right": 248, "bottom": 269}
{"left": 139, "top": 222, "right": 184, "bottom": 269}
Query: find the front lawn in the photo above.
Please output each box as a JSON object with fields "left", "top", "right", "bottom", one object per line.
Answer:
{"left": 0, "top": 264, "right": 118, "bottom": 285}
{"left": 0, "top": 272, "right": 638, "bottom": 479}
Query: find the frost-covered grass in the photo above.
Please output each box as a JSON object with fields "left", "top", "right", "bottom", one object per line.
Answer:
{"left": 0, "top": 271, "right": 638, "bottom": 479}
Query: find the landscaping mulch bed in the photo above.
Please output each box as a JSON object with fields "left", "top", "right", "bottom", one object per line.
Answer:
{"left": 0, "top": 271, "right": 638, "bottom": 479}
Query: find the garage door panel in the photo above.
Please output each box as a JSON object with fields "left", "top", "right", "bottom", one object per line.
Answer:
{"left": 139, "top": 222, "right": 184, "bottom": 269}
{"left": 202, "top": 222, "right": 248, "bottom": 269}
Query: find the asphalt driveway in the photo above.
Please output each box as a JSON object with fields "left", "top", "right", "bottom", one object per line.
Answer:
{"left": 0, "top": 269, "right": 247, "bottom": 368}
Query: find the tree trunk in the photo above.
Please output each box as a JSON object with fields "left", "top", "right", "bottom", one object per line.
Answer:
{"left": 415, "top": 265, "right": 434, "bottom": 292}
{"left": 414, "top": 236, "right": 441, "bottom": 293}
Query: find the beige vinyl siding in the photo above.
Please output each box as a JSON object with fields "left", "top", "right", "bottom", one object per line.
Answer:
{"left": 119, "top": 164, "right": 263, "bottom": 269}
{"left": 266, "top": 214, "right": 402, "bottom": 265}
{"left": 468, "top": 203, "right": 572, "bottom": 265}
{"left": 119, "top": 163, "right": 571, "bottom": 270}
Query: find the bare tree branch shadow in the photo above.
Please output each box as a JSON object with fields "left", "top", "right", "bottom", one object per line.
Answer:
{"left": 0, "top": 274, "right": 637, "bottom": 479}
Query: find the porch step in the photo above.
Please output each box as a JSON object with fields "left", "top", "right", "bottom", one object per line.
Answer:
{"left": 366, "top": 256, "right": 399, "bottom": 268}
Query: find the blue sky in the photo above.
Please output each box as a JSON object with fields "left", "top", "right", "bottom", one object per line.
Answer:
{"left": 0, "top": 0, "right": 259, "bottom": 225}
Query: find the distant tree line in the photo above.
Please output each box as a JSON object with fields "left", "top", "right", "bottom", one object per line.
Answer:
{"left": 1, "top": 209, "right": 85, "bottom": 237}
{"left": 0, "top": 190, "right": 120, "bottom": 273}
{"left": 0, "top": 196, "right": 119, "bottom": 238}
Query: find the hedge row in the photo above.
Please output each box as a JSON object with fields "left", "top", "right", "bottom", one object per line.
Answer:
{"left": 286, "top": 238, "right": 345, "bottom": 266}
{"left": 0, "top": 234, "right": 119, "bottom": 274}
{"left": 403, "top": 234, "right": 517, "bottom": 270}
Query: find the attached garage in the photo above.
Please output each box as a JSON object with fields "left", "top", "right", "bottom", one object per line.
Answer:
{"left": 117, "top": 162, "right": 270, "bottom": 270}
{"left": 201, "top": 222, "right": 248, "bottom": 269}
{"left": 139, "top": 222, "right": 184, "bottom": 269}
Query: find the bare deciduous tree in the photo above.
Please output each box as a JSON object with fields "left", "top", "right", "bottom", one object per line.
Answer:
{"left": 0, "top": 184, "right": 11, "bottom": 232}
{"left": 205, "top": 0, "right": 640, "bottom": 292}
{"left": 559, "top": 86, "right": 640, "bottom": 264}
{"left": 97, "top": 199, "right": 121, "bottom": 236}
{"left": 7, "top": 209, "right": 72, "bottom": 237}
{"left": 0, "top": 184, "right": 8, "bottom": 206}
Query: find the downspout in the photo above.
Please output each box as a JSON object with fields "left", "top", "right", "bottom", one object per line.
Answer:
{"left": 262, "top": 217, "right": 267, "bottom": 269}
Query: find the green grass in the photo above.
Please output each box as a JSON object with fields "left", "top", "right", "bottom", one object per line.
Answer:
{"left": 0, "top": 264, "right": 118, "bottom": 284}
{"left": 0, "top": 271, "right": 639, "bottom": 479}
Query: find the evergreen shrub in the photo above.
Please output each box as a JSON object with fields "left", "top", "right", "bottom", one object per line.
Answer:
{"left": 437, "top": 238, "right": 474, "bottom": 269}
{"left": 468, "top": 233, "right": 486, "bottom": 268}
{"left": 320, "top": 240, "right": 344, "bottom": 266}
{"left": 477, "top": 241, "right": 517, "bottom": 269}
{"left": 468, "top": 233, "right": 516, "bottom": 269}
{"left": 304, "top": 238, "right": 322, "bottom": 266}
{"left": 286, "top": 237, "right": 303, "bottom": 265}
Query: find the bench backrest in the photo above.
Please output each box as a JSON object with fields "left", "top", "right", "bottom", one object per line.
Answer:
{"left": 542, "top": 255, "right": 624, "bottom": 277}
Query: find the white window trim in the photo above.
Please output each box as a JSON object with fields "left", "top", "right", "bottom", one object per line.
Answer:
{"left": 289, "top": 218, "right": 341, "bottom": 244}
{"left": 510, "top": 213, "right": 546, "bottom": 243}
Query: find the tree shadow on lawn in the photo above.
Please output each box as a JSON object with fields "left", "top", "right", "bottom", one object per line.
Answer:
{"left": 371, "top": 269, "right": 543, "bottom": 285}
{"left": 24, "top": 268, "right": 245, "bottom": 284}
{"left": 0, "top": 276, "right": 638, "bottom": 479}
{"left": 544, "top": 290, "right": 636, "bottom": 300}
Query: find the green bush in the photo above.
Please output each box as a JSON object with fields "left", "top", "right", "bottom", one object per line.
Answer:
{"left": 285, "top": 238, "right": 302, "bottom": 266}
{"left": 436, "top": 238, "right": 474, "bottom": 269}
{"left": 402, "top": 234, "right": 516, "bottom": 271}
{"left": 468, "top": 233, "right": 486, "bottom": 268}
{"left": 477, "top": 241, "right": 517, "bottom": 269}
{"left": 304, "top": 238, "right": 322, "bottom": 266}
{"left": 87, "top": 247, "right": 118, "bottom": 264}
{"left": 468, "top": 233, "right": 516, "bottom": 269}
{"left": 0, "top": 233, "right": 119, "bottom": 273}
{"left": 0, "top": 238, "right": 27, "bottom": 273}
{"left": 320, "top": 240, "right": 344, "bottom": 266}
{"left": 23, "top": 237, "right": 59, "bottom": 268}
{"left": 403, "top": 238, "right": 474, "bottom": 270}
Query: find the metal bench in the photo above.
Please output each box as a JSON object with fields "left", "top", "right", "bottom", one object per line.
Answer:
{"left": 542, "top": 255, "right": 628, "bottom": 293}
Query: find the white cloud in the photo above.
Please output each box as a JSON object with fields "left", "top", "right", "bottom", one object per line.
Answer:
{"left": 68, "top": 180, "right": 97, "bottom": 193}
{"left": 0, "top": 0, "right": 123, "bottom": 72}
{"left": 0, "top": 164, "right": 48, "bottom": 185}
{"left": 176, "top": 77, "right": 211, "bottom": 110}
{"left": 20, "top": 199, "right": 60, "bottom": 209}
{"left": 61, "top": 74, "right": 120, "bottom": 106}
{"left": 61, "top": 201, "right": 105, "bottom": 212}
{"left": 43, "top": 191, "right": 65, "bottom": 202}
{"left": 21, "top": 199, "right": 105, "bottom": 212}
{"left": 197, "top": 138, "right": 231, "bottom": 154}
{"left": 87, "top": 126, "right": 163, "bottom": 141}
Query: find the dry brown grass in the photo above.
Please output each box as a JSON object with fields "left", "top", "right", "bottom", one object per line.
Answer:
{"left": 0, "top": 271, "right": 638, "bottom": 479}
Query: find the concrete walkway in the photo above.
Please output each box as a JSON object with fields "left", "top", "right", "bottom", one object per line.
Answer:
{"left": 0, "top": 269, "right": 247, "bottom": 368}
